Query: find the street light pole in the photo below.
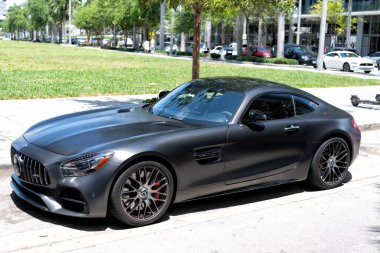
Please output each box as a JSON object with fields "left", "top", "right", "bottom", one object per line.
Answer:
{"left": 317, "top": 0, "right": 328, "bottom": 70}
{"left": 68, "top": 0, "right": 72, "bottom": 45}
{"left": 296, "top": 0, "right": 302, "bottom": 45}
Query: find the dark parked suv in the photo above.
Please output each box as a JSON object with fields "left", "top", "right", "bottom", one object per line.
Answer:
{"left": 272, "top": 44, "right": 317, "bottom": 66}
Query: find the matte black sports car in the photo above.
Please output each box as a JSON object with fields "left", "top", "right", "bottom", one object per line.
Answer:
{"left": 10, "top": 77, "right": 361, "bottom": 227}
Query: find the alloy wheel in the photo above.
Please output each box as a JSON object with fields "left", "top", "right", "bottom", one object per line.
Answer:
{"left": 318, "top": 139, "right": 350, "bottom": 186}
{"left": 119, "top": 166, "right": 169, "bottom": 221}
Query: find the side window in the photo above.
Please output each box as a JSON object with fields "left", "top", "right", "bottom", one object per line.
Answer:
{"left": 246, "top": 94, "right": 295, "bottom": 121}
{"left": 293, "top": 95, "right": 318, "bottom": 115}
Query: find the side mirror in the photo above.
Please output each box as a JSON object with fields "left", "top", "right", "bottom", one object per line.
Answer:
{"left": 249, "top": 110, "right": 267, "bottom": 121}
{"left": 158, "top": 90, "right": 170, "bottom": 99}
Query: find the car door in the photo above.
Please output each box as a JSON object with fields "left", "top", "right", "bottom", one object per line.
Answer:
{"left": 224, "top": 93, "right": 310, "bottom": 184}
{"left": 331, "top": 52, "right": 343, "bottom": 69}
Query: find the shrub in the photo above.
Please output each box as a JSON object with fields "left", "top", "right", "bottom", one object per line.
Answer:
{"left": 210, "top": 53, "right": 221, "bottom": 59}
{"left": 176, "top": 51, "right": 192, "bottom": 56}
{"left": 225, "top": 55, "right": 237, "bottom": 60}
{"left": 154, "top": 50, "right": 167, "bottom": 54}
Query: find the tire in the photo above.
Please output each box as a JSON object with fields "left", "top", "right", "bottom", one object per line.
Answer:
{"left": 307, "top": 137, "right": 351, "bottom": 190}
{"left": 364, "top": 71, "right": 371, "bottom": 74}
{"left": 343, "top": 63, "right": 350, "bottom": 72}
{"left": 110, "top": 161, "right": 174, "bottom": 227}
{"left": 323, "top": 62, "right": 326, "bottom": 70}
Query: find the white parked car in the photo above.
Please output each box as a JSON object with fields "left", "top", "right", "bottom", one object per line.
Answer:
{"left": 364, "top": 51, "right": 380, "bottom": 66}
{"left": 210, "top": 45, "right": 226, "bottom": 56}
{"left": 323, "top": 51, "right": 374, "bottom": 73}
{"left": 164, "top": 42, "right": 178, "bottom": 53}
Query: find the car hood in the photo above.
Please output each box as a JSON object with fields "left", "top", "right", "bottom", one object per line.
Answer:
{"left": 297, "top": 53, "right": 316, "bottom": 59}
{"left": 24, "top": 107, "right": 190, "bottom": 156}
{"left": 347, "top": 57, "right": 373, "bottom": 64}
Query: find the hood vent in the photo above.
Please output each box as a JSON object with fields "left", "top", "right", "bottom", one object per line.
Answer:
{"left": 152, "top": 122, "right": 182, "bottom": 129}
{"left": 117, "top": 108, "right": 131, "bottom": 113}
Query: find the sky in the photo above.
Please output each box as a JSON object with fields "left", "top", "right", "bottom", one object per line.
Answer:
{"left": 7, "top": 0, "right": 27, "bottom": 9}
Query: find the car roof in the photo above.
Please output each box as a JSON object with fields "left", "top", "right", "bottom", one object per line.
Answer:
{"left": 192, "top": 77, "right": 288, "bottom": 94}
{"left": 329, "top": 51, "right": 357, "bottom": 54}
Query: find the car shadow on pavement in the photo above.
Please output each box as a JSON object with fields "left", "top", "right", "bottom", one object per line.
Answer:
{"left": 168, "top": 172, "right": 351, "bottom": 217}
{"left": 10, "top": 172, "right": 352, "bottom": 231}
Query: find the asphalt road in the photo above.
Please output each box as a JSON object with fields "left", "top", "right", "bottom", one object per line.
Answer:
{"left": 0, "top": 129, "right": 379, "bottom": 253}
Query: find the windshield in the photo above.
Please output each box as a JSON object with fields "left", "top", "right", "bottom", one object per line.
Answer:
{"left": 292, "top": 46, "right": 313, "bottom": 54}
{"left": 340, "top": 52, "right": 359, "bottom": 58}
{"left": 150, "top": 81, "right": 244, "bottom": 125}
{"left": 258, "top": 47, "right": 271, "bottom": 51}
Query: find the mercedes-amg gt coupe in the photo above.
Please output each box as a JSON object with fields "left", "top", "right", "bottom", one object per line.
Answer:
{"left": 10, "top": 77, "right": 361, "bottom": 227}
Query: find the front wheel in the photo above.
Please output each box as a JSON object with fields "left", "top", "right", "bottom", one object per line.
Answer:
{"left": 307, "top": 137, "right": 351, "bottom": 190}
{"left": 343, "top": 63, "right": 351, "bottom": 72}
{"left": 364, "top": 71, "right": 371, "bottom": 74}
{"left": 110, "top": 161, "right": 174, "bottom": 227}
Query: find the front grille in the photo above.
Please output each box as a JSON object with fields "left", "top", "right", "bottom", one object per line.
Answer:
{"left": 11, "top": 147, "right": 50, "bottom": 186}
{"left": 360, "top": 63, "right": 373, "bottom": 66}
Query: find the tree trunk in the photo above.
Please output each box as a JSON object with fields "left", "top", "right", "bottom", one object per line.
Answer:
{"left": 132, "top": 23, "right": 137, "bottom": 48}
{"left": 113, "top": 25, "right": 117, "bottom": 47}
{"left": 237, "top": 11, "right": 245, "bottom": 56}
{"left": 221, "top": 24, "right": 225, "bottom": 44}
{"left": 214, "top": 24, "right": 218, "bottom": 44}
{"left": 59, "top": 22, "right": 63, "bottom": 43}
{"left": 180, "top": 32, "right": 186, "bottom": 52}
{"left": 192, "top": 3, "right": 202, "bottom": 80}
{"left": 62, "top": 11, "right": 67, "bottom": 43}
{"left": 258, "top": 18, "right": 263, "bottom": 45}
{"left": 159, "top": 0, "right": 166, "bottom": 50}
{"left": 276, "top": 12, "right": 285, "bottom": 58}
{"left": 204, "top": 15, "right": 211, "bottom": 49}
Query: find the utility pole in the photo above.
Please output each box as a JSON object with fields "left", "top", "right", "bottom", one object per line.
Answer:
{"left": 346, "top": 0, "right": 353, "bottom": 48}
{"left": 317, "top": 0, "right": 328, "bottom": 70}
{"left": 296, "top": 0, "right": 302, "bottom": 45}
{"left": 68, "top": 0, "right": 72, "bottom": 45}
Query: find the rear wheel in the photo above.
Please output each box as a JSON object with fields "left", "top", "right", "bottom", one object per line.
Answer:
{"left": 308, "top": 137, "right": 351, "bottom": 189}
{"left": 364, "top": 71, "right": 371, "bottom": 74}
{"left": 110, "top": 161, "right": 174, "bottom": 227}
{"left": 343, "top": 63, "right": 351, "bottom": 72}
{"left": 323, "top": 62, "right": 326, "bottom": 69}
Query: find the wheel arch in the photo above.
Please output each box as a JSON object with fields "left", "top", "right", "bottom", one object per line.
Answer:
{"left": 107, "top": 153, "right": 179, "bottom": 211}
{"left": 314, "top": 131, "right": 353, "bottom": 164}
{"left": 343, "top": 62, "right": 351, "bottom": 71}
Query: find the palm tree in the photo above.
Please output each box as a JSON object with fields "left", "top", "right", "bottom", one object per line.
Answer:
{"left": 48, "top": 0, "right": 80, "bottom": 43}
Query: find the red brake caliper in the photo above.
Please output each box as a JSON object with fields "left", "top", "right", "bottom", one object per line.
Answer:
{"left": 153, "top": 182, "right": 160, "bottom": 202}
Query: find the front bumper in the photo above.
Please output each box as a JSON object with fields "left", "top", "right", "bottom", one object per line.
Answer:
{"left": 10, "top": 137, "right": 120, "bottom": 218}
{"left": 351, "top": 64, "right": 374, "bottom": 72}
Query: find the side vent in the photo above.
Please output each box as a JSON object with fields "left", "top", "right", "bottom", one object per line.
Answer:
{"left": 194, "top": 147, "right": 222, "bottom": 165}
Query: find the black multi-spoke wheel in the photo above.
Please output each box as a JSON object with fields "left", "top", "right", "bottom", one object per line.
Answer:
{"left": 110, "top": 161, "right": 174, "bottom": 226}
{"left": 308, "top": 137, "right": 351, "bottom": 189}
{"left": 343, "top": 63, "right": 351, "bottom": 72}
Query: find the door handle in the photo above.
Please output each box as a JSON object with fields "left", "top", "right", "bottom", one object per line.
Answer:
{"left": 284, "top": 124, "right": 300, "bottom": 132}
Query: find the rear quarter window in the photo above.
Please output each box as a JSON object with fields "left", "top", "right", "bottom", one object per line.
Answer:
{"left": 293, "top": 95, "right": 318, "bottom": 115}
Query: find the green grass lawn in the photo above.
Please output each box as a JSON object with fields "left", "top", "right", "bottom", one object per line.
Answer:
{"left": 1, "top": 41, "right": 379, "bottom": 99}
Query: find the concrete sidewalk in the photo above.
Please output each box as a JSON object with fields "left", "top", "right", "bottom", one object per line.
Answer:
{"left": 1, "top": 86, "right": 379, "bottom": 167}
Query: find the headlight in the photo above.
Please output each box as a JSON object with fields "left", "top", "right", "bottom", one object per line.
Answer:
{"left": 301, "top": 55, "right": 309, "bottom": 60}
{"left": 60, "top": 152, "right": 114, "bottom": 177}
